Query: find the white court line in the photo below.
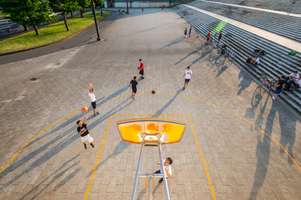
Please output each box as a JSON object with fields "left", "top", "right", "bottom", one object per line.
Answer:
{"left": 184, "top": 4, "right": 301, "bottom": 52}
{"left": 196, "top": 0, "right": 301, "bottom": 18}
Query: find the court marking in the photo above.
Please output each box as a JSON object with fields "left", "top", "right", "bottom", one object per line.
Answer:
{"left": 84, "top": 117, "right": 113, "bottom": 200}
{"left": 0, "top": 110, "right": 187, "bottom": 175}
{"left": 187, "top": 90, "right": 301, "bottom": 173}
{"left": 0, "top": 109, "right": 78, "bottom": 174}
{"left": 257, "top": 127, "right": 301, "bottom": 172}
{"left": 189, "top": 115, "right": 217, "bottom": 200}
{"left": 84, "top": 113, "right": 217, "bottom": 200}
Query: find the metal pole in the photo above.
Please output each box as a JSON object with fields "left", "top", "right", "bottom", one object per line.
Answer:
{"left": 91, "top": 0, "right": 101, "bottom": 41}
{"left": 126, "top": 0, "right": 129, "bottom": 14}
{"left": 148, "top": 176, "right": 153, "bottom": 200}
{"left": 131, "top": 143, "right": 144, "bottom": 200}
{"left": 158, "top": 143, "right": 171, "bottom": 200}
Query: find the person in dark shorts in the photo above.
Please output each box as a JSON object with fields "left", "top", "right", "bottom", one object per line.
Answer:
{"left": 138, "top": 59, "right": 144, "bottom": 79}
{"left": 184, "top": 27, "right": 188, "bottom": 38}
{"left": 76, "top": 119, "right": 95, "bottom": 150}
{"left": 88, "top": 87, "right": 98, "bottom": 116}
{"left": 183, "top": 66, "right": 192, "bottom": 90}
{"left": 130, "top": 76, "right": 138, "bottom": 99}
{"left": 188, "top": 25, "right": 192, "bottom": 38}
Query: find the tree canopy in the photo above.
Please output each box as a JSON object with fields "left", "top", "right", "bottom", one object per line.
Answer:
{"left": 0, "top": 0, "right": 52, "bottom": 35}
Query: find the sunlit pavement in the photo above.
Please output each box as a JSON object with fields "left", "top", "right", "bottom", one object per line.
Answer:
{"left": 0, "top": 8, "right": 301, "bottom": 200}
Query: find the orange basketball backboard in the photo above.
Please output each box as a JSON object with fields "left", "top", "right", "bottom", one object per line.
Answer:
{"left": 117, "top": 118, "right": 186, "bottom": 144}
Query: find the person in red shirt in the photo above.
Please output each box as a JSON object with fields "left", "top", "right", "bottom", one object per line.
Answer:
{"left": 206, "top": 31, "right": 211, "bottom": 44}
{"left": 138, "top": 59, "right": 144, "bottom": 79}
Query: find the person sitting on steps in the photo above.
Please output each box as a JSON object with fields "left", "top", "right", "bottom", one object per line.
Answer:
{"left": 246, "top": 56, "right": 261, "bottom": 66}
{"left": 271, "top": 76, "right": 285, "bottom": 100}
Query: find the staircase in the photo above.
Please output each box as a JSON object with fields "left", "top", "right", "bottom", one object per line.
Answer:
{"left": 178, "top": 5, "right": 301, "bottom": 114}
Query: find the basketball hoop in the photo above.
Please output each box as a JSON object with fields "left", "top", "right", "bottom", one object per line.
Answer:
{"left": 117, "top": 118, "right": 186, "bottom": 200}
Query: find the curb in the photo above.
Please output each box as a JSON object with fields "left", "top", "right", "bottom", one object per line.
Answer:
{"left": 0, "top": 15, "right": 109, "bottom": 56}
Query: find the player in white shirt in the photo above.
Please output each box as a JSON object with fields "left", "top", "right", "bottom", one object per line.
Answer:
{"left": 290, "top": 71, "right": 300, "bottom": 83}
{"left": 183, "top": 66, "right": 192, "bottom": 90}
{"left": 88, "top": 87, "right": 99, "bottom": 116}
{"left": 154, "top": 157, "right": 173, "bottom": 183}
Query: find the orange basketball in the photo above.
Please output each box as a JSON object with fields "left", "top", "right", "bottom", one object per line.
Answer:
{"left": 81, "top": 106, "right": 89, "bottom": 113}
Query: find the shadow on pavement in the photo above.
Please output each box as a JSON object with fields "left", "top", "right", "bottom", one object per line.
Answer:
{"left": 174, "top": 45, "right": 211, "bottom": 65}
{"left": 254, "top": 94, "right": 270, "bottom": 130}
{"left": 153, "top": 88, "right": 183, "bottom": 118}
{"left": 3, "top": 96, "right": 133, "bottom": 187}
{"left": 161, "top": 37, "right": 185, "bottom": 49}
{"left": 237, "top": 70, "right": 252, "bottom": 95}
{"left": 249, "top": 101, "right": 275, "bottom": 200}
{"left": 245, "top": 87, "right": 265, "bottom": 119}
{"left": 86, "top": 88, "right": 183, "bottom": 178}
{"left": 249, "top": 100, "right": 299, "bottom": 199}
{"left": 0, "top": 84, "right": 130, "bottom": 180}
{"left": 18, "top": 154, "right": 80, "bottom": 200}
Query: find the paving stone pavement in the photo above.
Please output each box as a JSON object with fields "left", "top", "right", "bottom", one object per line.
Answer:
{"left": 0, "top": 8, "right": 301, "bottom": 200}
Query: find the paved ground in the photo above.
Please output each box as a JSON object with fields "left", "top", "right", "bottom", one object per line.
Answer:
{"left": 0, "top": 8, "right": 301, "bottom": 200}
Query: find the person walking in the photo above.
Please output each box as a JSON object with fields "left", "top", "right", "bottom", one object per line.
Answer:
{"left": 183, "top": 66, "right": 192, "bottom": 90}
{"left": 88, "top": 84, "right": 99, "bottom": 116}
{"left": 76, "top": 118, "right": 95, "bottom": 150}
{"left": 188, "top": 25, "right": 192, "bottom": 38}
{"left": 130, "top": 76, "right": 138, "bottom": 99}
{"left": 138, "top": 59, "right": 144, "bottom": 79}
{"left": 184, "top": 27, "right": 188, "bottom": 38}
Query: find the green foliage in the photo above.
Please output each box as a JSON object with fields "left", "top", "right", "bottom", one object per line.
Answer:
{"left": 0, "top": 0, "right": 52, "bottom": 33}
{"left": 0, "top": 11, "right": 109, "bottom": 54}
{"left": 65, "top": 0, "right": 80, "bottom": 13}
{"left": 78, "top": 0, "right": 90, "bottom": 8}
{"left": 49, "top": 0, "right": 80, "bottom": 13}
{"left": 95, "top": 0, "right": 105, "bottom": 7}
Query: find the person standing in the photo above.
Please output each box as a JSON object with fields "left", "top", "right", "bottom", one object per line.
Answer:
{"left": 206, "top": 31, "right": 211, "bottom": 44}
{"left": 184, "top": 27, "right": 188, "bottom": 38}
{"left": 188, "top": 25, "right": 192, "bottom": 38}
{"left": 138, "top": 59, "right": 144, "bottom": 79}
{"left": 217, "top": 32, "right": 222, "bottom": 47}
{"left": 88, "top": 85, "right": 98, "bottom": 116}
{"left": 183, "top": 66, "right": 192, "bottom": 90}
{"left": 130, "top": 76, "right": 138, "bottom": 99}
{"left": 76, "top": 119, "right": 95, "bottom": 150}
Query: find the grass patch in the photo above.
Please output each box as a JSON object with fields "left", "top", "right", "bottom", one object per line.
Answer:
{"left": 0, "top": 11, "right": 109, "bottom": 54}
{"left": 0, "top": 11, "right": 9, "bottom": 17}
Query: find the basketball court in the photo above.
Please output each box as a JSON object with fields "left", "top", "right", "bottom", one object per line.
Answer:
{"left": 0, "top": 8, "right": 301, "bottom": 200}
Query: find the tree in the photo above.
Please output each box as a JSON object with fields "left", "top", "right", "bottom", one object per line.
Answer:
{"left": 78, "top": 0, "right": 89, "bottom": 17}
{"left": 49, "top": 0, "right": 79, "bottom": 31}
{"left": 95, "top": 0, "right": 105, "bottom": 16}
{"left": 65, "top": 0, "right": 80, "bottom": 18}
{"left": 0, "top": 0, "right": 52, "bottom": 35}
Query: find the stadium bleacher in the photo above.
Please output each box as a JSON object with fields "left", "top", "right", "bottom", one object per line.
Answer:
{"left": 178, "top": 5, "right": 301, "bottom": 113}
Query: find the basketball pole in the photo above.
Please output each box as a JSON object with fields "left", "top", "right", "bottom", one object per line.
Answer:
{"left": 159, "top": 143, "right": 171, "bottom": 200}
{"left": 91, "top": 0, "right": 101, "bottom": 41}
{"left": 131, "top": 143, "right": 144, "bottom": 200}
